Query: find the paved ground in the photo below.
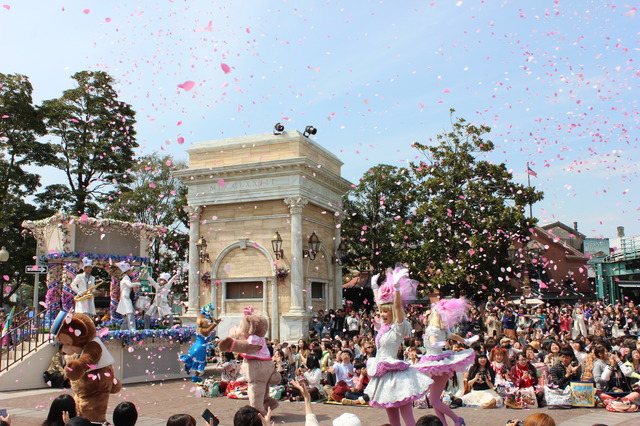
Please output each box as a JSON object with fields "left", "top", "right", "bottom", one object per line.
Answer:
{"left": 2, "top": 379, "right": 640, "bottom": 426}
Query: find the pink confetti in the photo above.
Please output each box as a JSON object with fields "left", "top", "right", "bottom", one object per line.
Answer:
{"left": 177, "top": 137, "right": 185, "bottom": 144}
{"left": 105, "top": 17, "right": 111, "bottom": 23}
{"left": 220, "top": 63, "right": 231, "bottom": 74}
{"left": 3, "top": 277, "right": 9, "bottom": 284}
{"left": 149, "top": 183, "right": 157, "bottom": 189}
{"left": 82, "top": 8, "right": 90, "bottom": 14}
{"left": 177, "top": 81, "right": 195, "bottom": 91}
{"left": 2, "top": 5, "right": 9, "bottom": 10}
{"left": 98, "top": 328, "right": 110, "bottom": 338}
{"left": 217, "top": 179, "right": 225, "bottom": 186}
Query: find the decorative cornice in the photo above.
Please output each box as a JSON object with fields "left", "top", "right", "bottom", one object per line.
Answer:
{"left": 184, "top": 205, "right": 202, "bottom": 219}
{"left": 172, "top": 157, "right": 352, "bottom": 194}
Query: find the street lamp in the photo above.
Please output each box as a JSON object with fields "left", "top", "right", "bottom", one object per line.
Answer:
{"left": 303, "top": 232, "right": 321, "bottom": 261}
{"left": 333, "top": 240, "right": 348, "bottom": 265}
{"left": 271, "top": 231, "right": 284, "bottom": 260}
{"left": 0, "top": 246, "right": 9, "bottom": 309}
{"left": 196, "top": 237, "right": 210, "bottom": 263}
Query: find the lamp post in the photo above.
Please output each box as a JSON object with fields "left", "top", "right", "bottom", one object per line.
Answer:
{"left": 196, "top": 237, "right": 210, "bottom": 263}
{"left": 0, "top": 246, "right": 9, "bottom": 309}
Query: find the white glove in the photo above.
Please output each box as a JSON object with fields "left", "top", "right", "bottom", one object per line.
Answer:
{"left": 464, "top": 335, "right": 480, "bottom": 346}
{"left": 371, "top": 273, "right": 381, "bottom": 291}
{"left": 391, "top": 267, "right": 409, "bottom": 289}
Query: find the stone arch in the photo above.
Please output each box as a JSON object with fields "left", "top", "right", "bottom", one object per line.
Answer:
{"left": 211, "top": 240, "right": 276, "bottom": 280}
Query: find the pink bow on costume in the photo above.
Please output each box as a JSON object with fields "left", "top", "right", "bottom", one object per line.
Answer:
{"left": 243, "top": 305, "right": 254, "bottom": 316}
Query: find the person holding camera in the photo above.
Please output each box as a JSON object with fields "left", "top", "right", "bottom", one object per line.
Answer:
{"left": 592, "top": 345, "right": 632, "bottom": 393}
{"left": 461, "top": 352, "right": 503, "bottom": 409}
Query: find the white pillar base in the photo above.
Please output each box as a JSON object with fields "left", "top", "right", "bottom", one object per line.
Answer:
{"left": 279, "top": 312, "right": 311, "bottom": 342}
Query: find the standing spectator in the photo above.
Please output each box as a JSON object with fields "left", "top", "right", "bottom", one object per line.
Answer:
{"left": 346, "top": 311, "right": 360, "bottom": 339}
{"left": 502, "top": 307, "right": 517, "bottom": 339}
{"left": 332, "top": 309, "right": 346, "bottom": 338}
{"left": 486, "top": 311, "right": 502, "bottom": 338}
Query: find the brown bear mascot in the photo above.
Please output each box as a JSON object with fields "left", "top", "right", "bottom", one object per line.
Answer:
{"left": 218, "top": 306, "right": 280, "bottom": 415}
{"left": 53, "top": 311, "right": 122, "bottom": 422}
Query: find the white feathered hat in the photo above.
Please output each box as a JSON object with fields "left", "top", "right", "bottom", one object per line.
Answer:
{"left": 159, "top": 272, "right": 171, "bottom": 281}
{"left": 115, "top": 261, "right": 131, "bottom": 273}
{"left": 82, "top": 257, "right": 93, "bottom": 267}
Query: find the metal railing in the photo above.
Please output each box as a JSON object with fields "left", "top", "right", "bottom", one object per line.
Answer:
{"left": 1, "top": 307, "right": 54, "bottom": 372}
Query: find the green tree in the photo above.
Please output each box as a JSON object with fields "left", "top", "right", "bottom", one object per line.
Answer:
{"left": 103, "top": 153, "right": 188, "bottom": 283}
{"left": 341, "top": 164, "right": 416, "bottom": 274}
{"left": 41, "top": 70, "right": 137, "bottom": 215}
{"left": 407, "top": 110, "right": 543, "bottom": 299}
{"left": 0, "top": 73, "right": 53, "bottom": 306}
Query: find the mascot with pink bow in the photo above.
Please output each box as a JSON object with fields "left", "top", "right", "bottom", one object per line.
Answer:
{"left": 218, "top": 306, "right": 280, "bottom": 415}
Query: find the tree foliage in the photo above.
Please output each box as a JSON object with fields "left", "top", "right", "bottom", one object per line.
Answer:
{"left": 41, "top": 70, "right": 138, "bottom": 215}
{"left": 0, "top": 73, "right": 53, "bottom": 306}
{"left": 103, "top": 153, "right": 188, "bottom": 285}
{"left": 406, "top": 110, "right": 543, "bottom": 298}
{"left": 341, "top": 165, "right": 416, "bottom": 274}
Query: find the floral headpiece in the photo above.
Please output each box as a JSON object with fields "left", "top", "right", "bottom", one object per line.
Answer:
{"left": 375, "top": 265, "right": 418, "bottom": 306}
{"left": 431, "top": 298, "right": 470, "bottom": 329}
{"left": 200, "top": 303, "right": 215, "bottom": 320}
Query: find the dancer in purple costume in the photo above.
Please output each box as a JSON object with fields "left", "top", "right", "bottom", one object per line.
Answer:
{"left": 416, "top": 298, "right": 477, "bottom": 426}
{"left": 364, "top": 265, "right": 433, "bottom": 426}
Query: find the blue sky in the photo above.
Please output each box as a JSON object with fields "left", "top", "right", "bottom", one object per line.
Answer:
{"left": 2, "top": 0, "right": 638, "bottom": 238}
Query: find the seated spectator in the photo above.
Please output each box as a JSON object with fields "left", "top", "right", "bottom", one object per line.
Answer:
{"left": 43, "top": 345, "right": 70, "bottom": 389}
{"left": 624, "top": 348, "right": 640, "bottom": 385}
{"left": 297, "top": 353, "right": 324, "bottom": 400}
{"left": 592, "top": 346, "right": 632, "bottom": 393}
{"left": 544, "top": 341, "right": 561, "bottom": 369}
{"left": 510, "top": 353, "right": 539, "bottom": 389}
{"left": 0, "top": 411, "right": 9, "bottom": 426}
{"left": 461, "top": 353, "right": 503, "bottom": 408}
{"left": 209, "top": 352, "right": 238, "bottom": 394}
{"left": 342, "top": 362, "right": 370, "bottom": 405}
{"left": 42, "top": 394, "right": 76, "bottom": 426}
{"left": 167, "top": 414, "right": 197, "bottom": 426}
{"left": 112, "top": 401, "right": 138, "bottom": 426}
{"left": 490, "top": 346, "right": 511, "bottom": 386}
{"left": 549, "top": 346, "right": 581, "bottom": 388}
{"left": 415, "top": 415, "right": 443, "bottom": 426}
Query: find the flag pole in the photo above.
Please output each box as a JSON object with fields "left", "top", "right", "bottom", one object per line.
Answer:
{"left": 527, "top": 162, "right": 533, "bottom": 219}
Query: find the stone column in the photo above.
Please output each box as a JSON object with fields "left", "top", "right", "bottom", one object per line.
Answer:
{"left": 333, "top": 213, "right": 344, "bottom": 310}
{"left": 285, "top": 196, "right": 307, "bottom": 313}
{"left": 185, "top": 205, "right": 202, "bottom": 316}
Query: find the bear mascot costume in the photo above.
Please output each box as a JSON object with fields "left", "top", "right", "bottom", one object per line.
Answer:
{"left": 52, "top": 311, "right": 122, "bottom": 422}
{"left": 218, "top": 306, "right": 280, "bottom": 415}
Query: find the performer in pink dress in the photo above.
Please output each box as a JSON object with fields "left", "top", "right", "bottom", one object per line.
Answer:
{"left": 416, "top": 298, "right": 476, "bottom": 426}
{"left": 364, "top": 266, "right": 433, "bottom": 426}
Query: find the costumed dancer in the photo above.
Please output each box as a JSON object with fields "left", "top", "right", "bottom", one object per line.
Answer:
{"left": 70, "top": 257, "right": 98, "bottom": 316}
{"left": 115, "top": 262, "right": 138, "bottom": 330}
{"left": 416, "top": 298, "right": 477, "bottom": 426}
{"left": 364, "top": 265, "right": 434, "bottom": 426}
{"left": 144, "top": 271, "right": 178, "bottom": 328}
{"left": 180, "top": 303, "right": 220, "bottom": 382}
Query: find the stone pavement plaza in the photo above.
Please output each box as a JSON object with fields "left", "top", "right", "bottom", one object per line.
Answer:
{"left": 1, "top": 379, "right": 640, "bottom": 426}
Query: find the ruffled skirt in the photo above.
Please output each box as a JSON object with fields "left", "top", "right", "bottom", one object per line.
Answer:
{"left": 415, "top": 349, "right": 475, "bottom": 377}
{"left": 364, "top": 359, "right": 433, "bottom": 408}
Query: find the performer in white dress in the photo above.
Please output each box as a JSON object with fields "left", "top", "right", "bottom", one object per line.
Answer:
{"left": 115, "top": 262, "right": 138, "bottom": 330}
{"left": 416, "top": 299, "right": 476, "bottom": 426}
{"left": 364, "top": 266, "right": 433, "bottom": 426}
{"left": 143, "top": 271, "right": 178, "bottom": 328}
{"left": 70, "top": 257, "right": 97, "bottom": 315}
